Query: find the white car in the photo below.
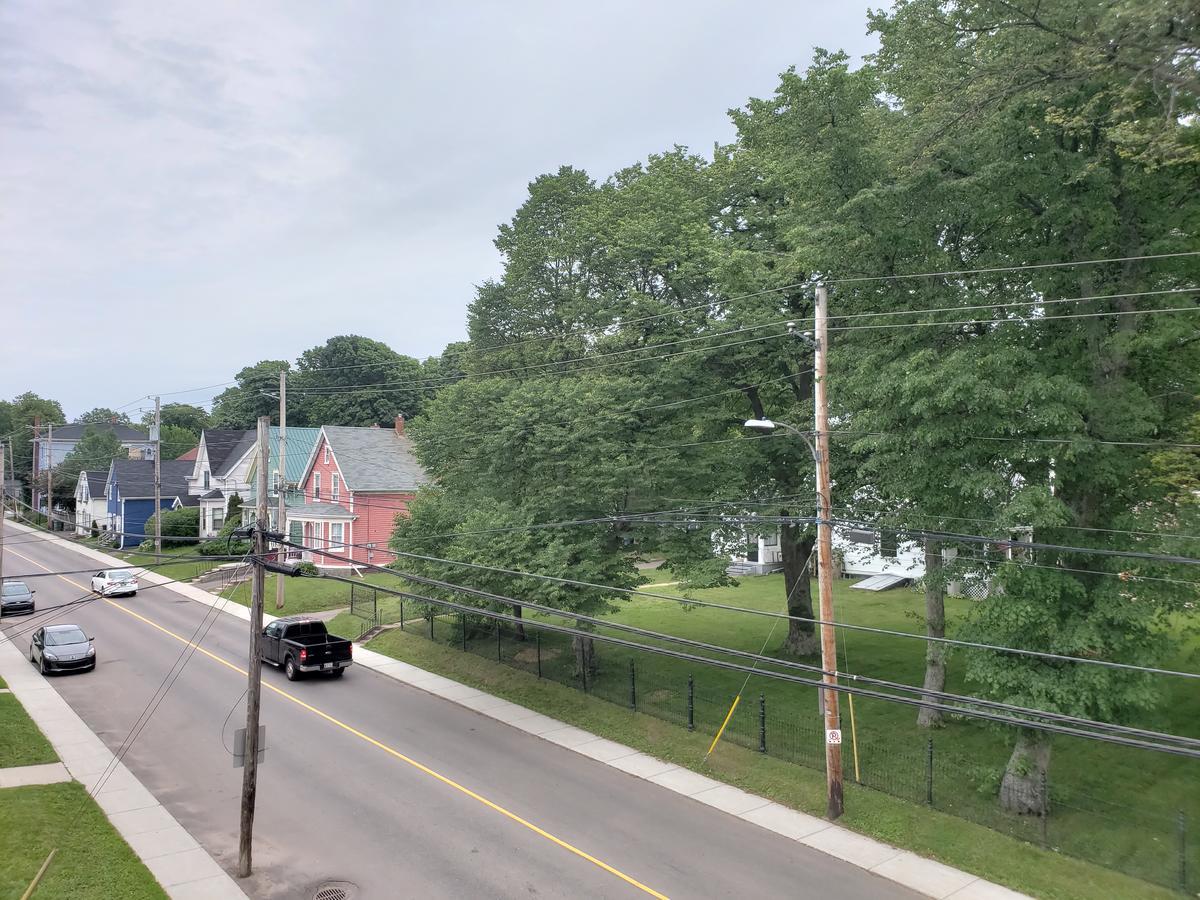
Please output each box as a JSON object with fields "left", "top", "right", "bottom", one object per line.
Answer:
{"left": 91, "top": 569, "right": 138, "bottom": 597}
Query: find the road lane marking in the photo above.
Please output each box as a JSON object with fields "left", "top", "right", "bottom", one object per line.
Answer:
{"left": 6, "top": 547, "right": 670, "bottom": 899}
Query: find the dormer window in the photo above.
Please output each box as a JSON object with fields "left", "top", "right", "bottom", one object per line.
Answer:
{"left": 203, "top": 471, "right": 209, "bottom": 490}
{"left": 323, "top": 444, "right": 330, "bottom": 465}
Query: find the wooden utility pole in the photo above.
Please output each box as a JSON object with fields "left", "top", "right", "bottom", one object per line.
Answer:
{"left": 153, "top": 396, "right": 162, "bottom": 555}
{"left": 813, "top": 283, "right": 845, "bottom": 820}
{"left": 1, "top": 444, "right": 6, "bottom": 580}
{"left": 238, "top": 415, "right": 269, "bottom": 878}
{"left": 275, "top": 371, "right": 287, "bottom": 610}
{"left": 31, "top": 416, "right": 40, "bottom": 517}
{"left": 45, "top": 423, "right": 53, "bottom": 531}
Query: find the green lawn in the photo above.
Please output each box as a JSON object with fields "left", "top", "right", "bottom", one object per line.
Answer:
{"left": 224, "top": 571, "right": 402, "bottom": 618}
{"left": 0, "top": 782, "right": 167, "bottom": 899}
{"left": 362, "top": 572, "right": 1200, "bottom": 896}
{"left": 111, "top": 545, "right": 223, "bottom": 584}
{"left": 0, "top": 693, "right": 58, "bottom": 767}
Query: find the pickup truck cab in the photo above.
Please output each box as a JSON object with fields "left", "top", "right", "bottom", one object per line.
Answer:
{"left": 261, "top": 617, "right": 353, "bottom": 681}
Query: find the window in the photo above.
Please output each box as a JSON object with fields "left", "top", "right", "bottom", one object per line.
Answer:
{"left": 272, "top": 470, "right": 280, "bottom": 493}
{"left": 202, "top": 471, "right": 209, "bottom": 490}
{"left": 264, "top": 622, "right": 282, "bottom": 638}
{"left": 331, "top": 473, "right": 340, "bottom": 501}
{"left": 289, "top": 521, "right": 303, "bottom": 544}
{"left": 212, "top": 509, "right": 224, "bottom": 532}
{"left": 323, "top": 444, "right": 330, "bottom": 465}
{"left": 313, "top": 473, "right": 321, "bottom": 500}
{"left": 879, "top": 529, "right": 899, "bottom": 560}
{"left": 330, "top": 522, "right": 344, "bottom": 550}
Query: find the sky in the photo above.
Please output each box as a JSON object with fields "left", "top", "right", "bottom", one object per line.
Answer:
{"left": 1, "top": 1, "right": 877, "bottom": 420}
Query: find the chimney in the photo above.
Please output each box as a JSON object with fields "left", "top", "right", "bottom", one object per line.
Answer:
{"left": 394, "top": 414, "right": 405, "bottom": 435}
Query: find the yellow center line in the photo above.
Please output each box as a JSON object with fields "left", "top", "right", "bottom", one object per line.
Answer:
{"left": 7, "top": 547, "right": 669, "bottom": 899}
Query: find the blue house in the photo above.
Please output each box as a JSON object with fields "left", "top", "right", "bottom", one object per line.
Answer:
{"left": 105, "top": 459, "right": 198, "bottom": 549}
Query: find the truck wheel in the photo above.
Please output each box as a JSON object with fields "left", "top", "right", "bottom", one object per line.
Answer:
{"left": 330, "top": 668, "right": 345, "bottom": 678}
{"left": 285, "top": 657, "right": 299, "bottom": 681}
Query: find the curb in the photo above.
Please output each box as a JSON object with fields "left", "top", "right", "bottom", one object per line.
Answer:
{"left": 6, "top": 521, "right": 1027, "bottom": 900}
{"left": 0, "top": 627, "right": 246, "bottom": 899}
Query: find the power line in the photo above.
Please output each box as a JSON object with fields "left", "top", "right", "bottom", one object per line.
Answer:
{"left": 315, "top": 533, "right": 1200, "bottom": 680}
{"left": 825, "top": 250, "right": 1200, "bottom": 285}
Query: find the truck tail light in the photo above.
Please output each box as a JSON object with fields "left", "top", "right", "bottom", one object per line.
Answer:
{"left": 299, "top": 648, "right": 307, "bottom": 663}
{"left": 348, "top": 643, "right": 353, "bottom": 657}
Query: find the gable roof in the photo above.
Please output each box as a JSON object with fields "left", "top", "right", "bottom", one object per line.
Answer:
{"left": 84, "top": 470, "right": 107, "bottom": 498}
{"left": 314, "top": 426, "right": 429, "bottom": 492}
{"left": 46, "top": 422, "right": 149, "bottom": 442}
{"left": 200, "top": 429, "right": 256, "bottom": 477}
{"left": 176, "top": 446, "right": 199, "bottom": 461}
{"left": 107, "top": 459, "right": 194, "bottom": 500}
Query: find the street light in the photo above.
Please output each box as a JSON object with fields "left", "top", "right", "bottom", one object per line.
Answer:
{"left": 739, "top": 297, "right": 844, "bottom": 825}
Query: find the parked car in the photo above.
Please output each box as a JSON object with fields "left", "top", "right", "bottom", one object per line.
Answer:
{"left": 29, "top": 624, "right": 96, "bottom": 674}
{"left": 1, "top": 580, "right": 35, "bottom": 616}
{"left": 261, "top": 617, "right": 353, "bottom": 680}
{"left": 91, "top": 569, "right": 138, "bottom": 597}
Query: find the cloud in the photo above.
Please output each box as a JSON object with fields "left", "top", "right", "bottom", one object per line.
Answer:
{"left": 0, "top": 0, "right": 876, "bottom": 416}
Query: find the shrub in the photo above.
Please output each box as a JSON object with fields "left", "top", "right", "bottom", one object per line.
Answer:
{"left": 295, "top": 561, "right": 319, "bottom": 577}
{"left": 143, "top": 506, "right": 201, "bottom": 546}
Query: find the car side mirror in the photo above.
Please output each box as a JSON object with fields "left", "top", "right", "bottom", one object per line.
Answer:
{"left": 30, "top": 590, "right": 36, "bottom": 595}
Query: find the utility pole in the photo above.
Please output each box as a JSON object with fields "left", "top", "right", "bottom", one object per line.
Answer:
{"left": 275, "top": 371, "right": 287, "bottom": 610}
{"left": 1, "top": 444, "right": 6, "bottom": 580}
{"left": 31, "top": 415, "right": 40, "bottom": 517}
{"left": 238, "top": 415, "right": 269, "bottom": 878}
{"left": 153, "top": 396, "right": 162, "bottom": 556}
{"left": 46, "top": 422, "right": 53, "bottom": 531}
{"left": 813, "top": 283, "right": 845, "bottom": 820}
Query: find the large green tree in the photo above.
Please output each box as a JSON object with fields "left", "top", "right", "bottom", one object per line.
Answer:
{"left": 56, "top": 426, "right": 128, "bottom": 490}
{"left": 210, "top": 361, "right": 290, "bottom": 428}
{"left": 290, "top": 335, "right": 426, "bottom": 427}
{"left": 143, "top": 403, "right": 210, "bottom": 435}
{"left": 78, "top": 407, "right": 132, "bottom": 425}
{"left": 2, "top": 392, "right": 65, "bottom": 505}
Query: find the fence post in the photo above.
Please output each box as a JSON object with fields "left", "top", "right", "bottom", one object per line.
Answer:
{"left": 687, "top": 675, "right": 694, "bottom": 731}
{"left": 582, "top": 656, "right": 589, "bottom": 693}
{"left": 925, "top": 738, "right": 934, "bottom": 805}
{"left": 758, "top": 694, "right": 766, "bottom": 753}
{"left": 628, "top": 660, "right": 637, "bottom": 710}
{"left": 1180, "top": 809, "right": 1188, "bottom": 892}
{"left": 461, "top": 613, "right": 467, "bottom": 651}
{"left": 1040, "top": 771, "right": 1049, "bottom": 845}
{"left": 400, "top": 598, "right": 404, "bottom": 631}
{"left": 496, "top": 623, "right": 502, "bottom": 661}
{"left": 536, "top": 632, "right": 542, "bottom": 679}
{"left": 428, "top": 613, "right": 434, "bottom": 641}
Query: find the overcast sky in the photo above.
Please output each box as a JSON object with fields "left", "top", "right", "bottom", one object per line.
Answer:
{"left": 1, "top": 1, "right": 876, "bottom": 420}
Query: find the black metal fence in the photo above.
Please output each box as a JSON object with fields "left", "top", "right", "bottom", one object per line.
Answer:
{"left": 340, "top": 588, "right": 1197, "bottom": 894}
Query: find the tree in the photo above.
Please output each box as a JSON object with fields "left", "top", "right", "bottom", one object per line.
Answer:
{"left": 210, "top": 361, "right": 290, "bottom": 428}
{"left": 143, "top": 403, "right": 210, "bottom": 435}
{"left": 4, "top": 392, "right": 65, "bottom": 504}
{"left": 866, "top": 0, "right": 1200, "bottom": 807}
{"left": 290, "top": 335, "right": 426, "bottom": 427}
{"left": 159, "top": 424, "right": 198, "bottom": 460}
{"left": 78, "top": 407, "right": 132, "bottom": 425}
{"left": 57, "top": 426, "right": 128, "bottom": 489}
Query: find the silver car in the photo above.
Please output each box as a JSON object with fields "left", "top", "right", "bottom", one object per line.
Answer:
{"left": 29, "top": 624, "right": 96, "bottom": 674}
{"left": 91, "top": 569, "right": 138, "bottom": 597}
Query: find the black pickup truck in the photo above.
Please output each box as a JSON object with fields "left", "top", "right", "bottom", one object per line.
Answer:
{"left": 261, "top": 617, "right": 353, "bottom": 681}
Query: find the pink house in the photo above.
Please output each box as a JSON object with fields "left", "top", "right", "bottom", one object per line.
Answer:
{"left": 288, "top": 417, "right": 429, "bottom": 569}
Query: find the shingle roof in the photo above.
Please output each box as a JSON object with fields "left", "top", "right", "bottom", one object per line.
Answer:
{"left": 48, "top": 422, "right": 148, "bottom": 442}
{"left": 108, "top": 459, "right": 193, "bottom": 499}
{"left": 84, "top": 470, "right": 107, "bottom": 498}
{"left": 201, "top": 429, "right": 256, "bottom": 477}
{"left": 321, "top": 426, "right": 429, "bottom": 492}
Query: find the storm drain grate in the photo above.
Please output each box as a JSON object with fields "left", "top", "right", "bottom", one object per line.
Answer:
{"left": 313, "top": 883, "right": 357, "bottom": 900}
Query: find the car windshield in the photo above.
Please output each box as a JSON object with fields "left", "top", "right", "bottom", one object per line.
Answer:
{"left": 110, "top": 571, "right": 135, "bottom": 581}
{"left": 45, "top": 627, "right": 87, "bottom": 646}
{"left": 2, "top": 583, "right": 30, "bottom": 596}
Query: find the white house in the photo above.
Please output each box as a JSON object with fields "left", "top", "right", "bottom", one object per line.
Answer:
{"left": 187, "top": 429, "right": 258, "bottom": 537}
{"left": 73, "top": 470, "right": 114, "bottom": 536}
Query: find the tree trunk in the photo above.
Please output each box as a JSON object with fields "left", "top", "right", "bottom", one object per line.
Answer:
{"left": 572, "top": 632, "right": 597, "bottom": 678}
{"left": 511, "top": 604, "right": 526, "bottom": 641}
{"left": 1000, "top": 730, "right": 1051, "bottom": 816}
{"left": 780, "top": 524, "right": 819, "bottom": 657}
{"left": 917, "top": 538, "right": 947, "bottom": 728}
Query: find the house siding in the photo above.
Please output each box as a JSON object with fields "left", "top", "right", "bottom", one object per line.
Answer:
{"left": 119, "top": 497, "right": 174, "bottom": 549}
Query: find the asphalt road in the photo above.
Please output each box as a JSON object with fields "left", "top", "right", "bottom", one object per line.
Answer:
{"left": 0, "top": 525, "right": 920, "bottom": 900}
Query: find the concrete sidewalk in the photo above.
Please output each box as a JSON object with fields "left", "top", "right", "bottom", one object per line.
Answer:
{"left": 6, "top": 519, "right": 1025, "bottom": 900}
{"left": 0, "top": 626, "right": 246, "bottom": 900}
